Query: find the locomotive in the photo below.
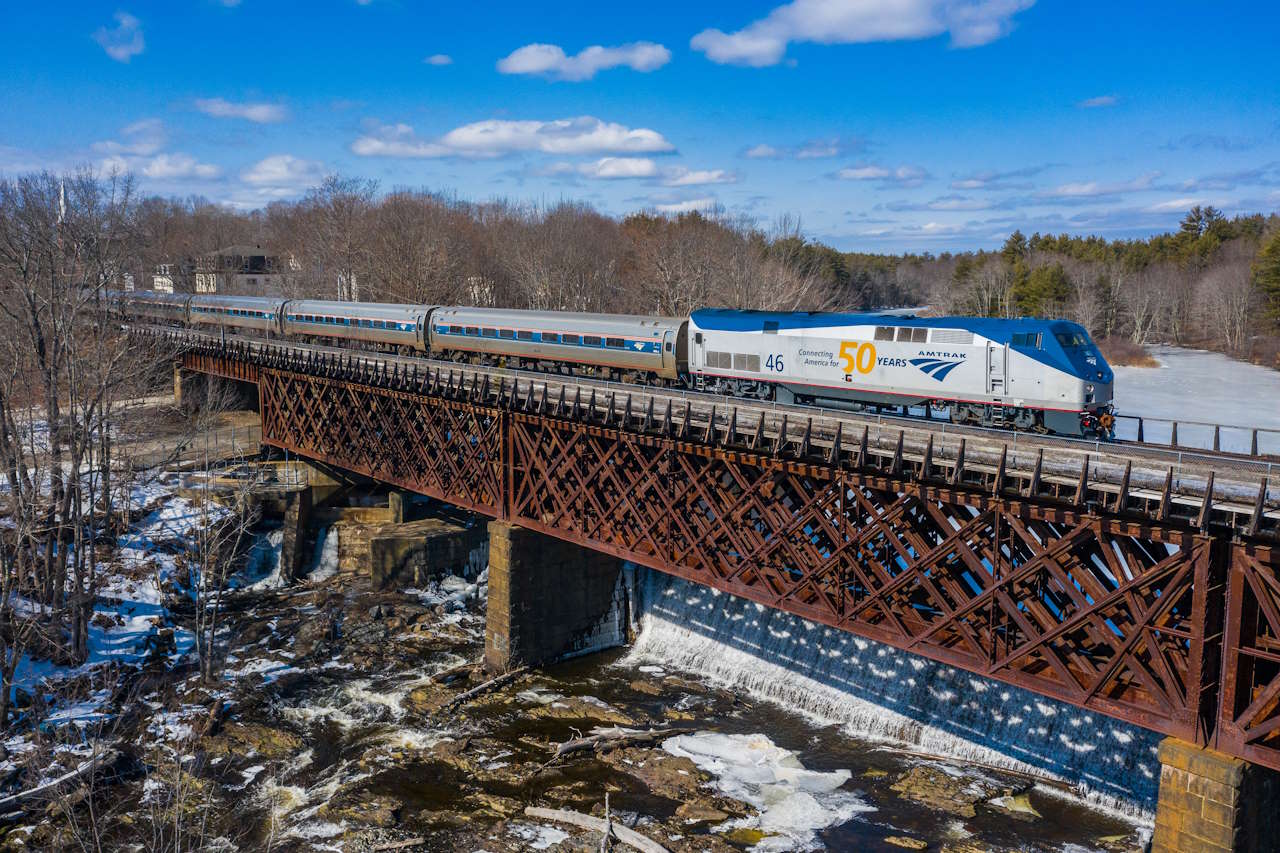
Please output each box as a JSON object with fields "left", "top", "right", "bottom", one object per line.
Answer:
{"left": 118, "top": 291, "right": 1116, "bottom": 438}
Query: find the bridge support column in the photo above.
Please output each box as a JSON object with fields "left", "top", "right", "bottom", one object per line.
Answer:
{"left": 1152, "top": 738, "right": 1280, "bottom": 852}
{"left": 484, "top": 521, "right": 624, "bottom": 673}
{"left": 173, "top": 362, "right": 204, "bottom": 410}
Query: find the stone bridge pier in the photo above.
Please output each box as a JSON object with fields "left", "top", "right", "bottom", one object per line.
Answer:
{"left": 483, "top": 520, "right": 626, "bottom": 673}
{"left": 1153, "top": 739, "right": 1280, "bottom": 852}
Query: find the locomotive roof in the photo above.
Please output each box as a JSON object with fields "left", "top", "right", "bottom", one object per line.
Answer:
{"left": 690, "top": 308, "right": 1078, "bottom": 335}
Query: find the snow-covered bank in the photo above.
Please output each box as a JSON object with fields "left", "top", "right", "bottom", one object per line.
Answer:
{"left": 1113, "top": 345, "right": 1280, "bottom": 451}
{"left": 623, "top": 568, "right": 1161, "bottom": 821}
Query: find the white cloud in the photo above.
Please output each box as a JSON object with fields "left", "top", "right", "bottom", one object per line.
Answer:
{"left": 691, "top": 0, "right": 1034, "bottom": 67}
{"left": 497, "top": 42, "right": 671, "bottom": 81}
{"left": 578, "top": 157, "right": 659, "bottom": 179}
{"left": 838, "top": 163, "right": 929, "bottom": 187}
{"left": 743, "top": 144, "right": 782, "bottom": 159}
{"left": 1078, "top": 94, "right": 1118, "bottom": 109}
{"left": 195, "top": 97, "right": 288, "bottom": 123}
{"left": 93, "top": 11, "right": 145, "bottom": 63}
{"left": 663, "top": 168, "right": 738, "bottom": 186}
{"left": 1039, "top": 172, "right": 1159, "bottom": 199}
{"left": 139, "top": 153, "right": 220, "bottom": 179}
{"left": 351, "top": 116, "right": 675, "bottom": 159}
{"left": 241, "top": 154, "right": 326, "bottom": 191}
{"left": 424, "top": 54, "right": 453, "bottom": 66}
{"left": 654, "top": 197, "right": 718, "bottom": 214}
{"left": 1143, "top": 197, "right": 1212, "bottom": 214}
{"left": 93, "top": 118, "right": 166, "bottom": 156}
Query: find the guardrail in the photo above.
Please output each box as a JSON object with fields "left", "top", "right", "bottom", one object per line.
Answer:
{"left": 1113, "top": 414, "right": 1280, "bottom": 458}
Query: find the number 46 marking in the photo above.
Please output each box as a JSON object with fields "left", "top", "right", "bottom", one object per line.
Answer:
{"left": 766, "top": 354, "right": 785, "bottom": 372}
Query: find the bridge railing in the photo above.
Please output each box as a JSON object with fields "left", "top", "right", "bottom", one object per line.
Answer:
{"left": 1113, "top": 414, "right": 1280, "bottom": 458}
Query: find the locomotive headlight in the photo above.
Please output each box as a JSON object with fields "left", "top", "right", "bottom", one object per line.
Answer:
{"left": 1085, "top": 384, "right": 1095, "bottom": 394}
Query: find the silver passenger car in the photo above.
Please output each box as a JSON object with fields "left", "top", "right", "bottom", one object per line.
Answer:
{"left": 282, "top": 300, "right": 427, "bottom": 350}
{"left": 125, "top": 290, "right": 191, "bottom": 323}
{"left": 189, "top": 295, "right": 286, "bottom": 334}
{"left": 428, "top": 307, "right": 685, "bottom": 380}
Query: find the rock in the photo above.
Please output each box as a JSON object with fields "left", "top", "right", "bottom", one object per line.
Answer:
{"left": 890, "top": 765, "right": 1019, "bottom": 819}
{"left": 629, "top": 679, "right": 664, "bottom": 696}
{"left": 323, "top": 793, "right": 403, "bottom": 828}
{"left": 862, "top": 767, "right": 889, "bottom": 779}
{"left": 204, "top": 722, "right": 303, "bottom": 761}
{"left": 675, "top": 801, "right": 729, "bottom": 824}
{"left": 405, "top": 684, "right": 449, "bottom": 716}
{"left": 466, "top": 792, "right": 522, "bottom": 817}
{"left": 885, "top": 836, "right": 929, "bottom": 850}
{"left": 528, "top": 696, "right": 636, "bottom": 726}
{"left": 984, "top": 791, "right": 1041, "bottom": 822}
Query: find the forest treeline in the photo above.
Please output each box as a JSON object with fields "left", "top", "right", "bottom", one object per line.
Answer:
{"left": 18, "top": 169, "right": 1280, "bottom": 364}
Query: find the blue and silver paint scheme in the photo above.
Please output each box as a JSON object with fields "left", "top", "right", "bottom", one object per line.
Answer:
{"left": 688, "top": 309, "right": 1114, "bottom": 436}
{"left": 283, "top": 299, "right": 427, "bottom": 349}
{"left": 428, "top": 306, "right": 684, "bottom": 380}
{"left": 189, "top": 295, "right": 286, "bottom": 334}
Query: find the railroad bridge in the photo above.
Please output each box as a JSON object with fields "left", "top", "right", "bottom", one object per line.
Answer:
{"left": 158, "top": 328, "right": 1280, "bottom": 852}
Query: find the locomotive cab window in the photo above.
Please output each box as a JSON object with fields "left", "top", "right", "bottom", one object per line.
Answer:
{"left": 874, "top": 326, "right": 895, "bottom": 341}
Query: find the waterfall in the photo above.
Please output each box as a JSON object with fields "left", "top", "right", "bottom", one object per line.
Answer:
{"left": 622, "top": 567, "right": 1161, "bottom": 820}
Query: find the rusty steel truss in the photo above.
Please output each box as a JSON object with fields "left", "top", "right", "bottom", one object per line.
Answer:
{"left": 177, "top": 341, "right": 1280, "bottom": 771}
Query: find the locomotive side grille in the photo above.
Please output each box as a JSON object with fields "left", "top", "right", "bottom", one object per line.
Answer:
{"left": 930, "top": 328, "right": 974, "bottom": 345}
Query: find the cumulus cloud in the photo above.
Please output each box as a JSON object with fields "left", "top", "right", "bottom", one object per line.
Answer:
{"left": 138, "top": 153, "right": 220, "bottom": 179}
{"left": 424, "top": 54, "right": 453, "bottom": 66}
{"left": 351, "top": 116, "right": 675, "bottom": 159}
{"left": 93, "top": 118, "right": 166, "bottom": 156}
{"left": 743, "top": 143, "right": 782, "bottom": 159}
{"left": 497, "top": 42, "right": 671, "bottom": 81}
{"left": 195, "top": 97, "right": 288, "bottom": 123}
{"left": 577, "top": 157, "right": 659, "bottom": 179}
{"left": 691, "top": 0, "right": 1034, "bottom": 67}
{"left": 663, "top": 168, "right": 738, "bottom": 186}
{"left": 654, "top": 197, "right": 719, "bottom": 214}
{"left": 241, "top": 154, "right": 326, "bottom": 189}
{"left": 94, "top": 11, "right": 145, "bottom": 63}
{"left": 837, "top": 163, "right": 930, "bottom": 187}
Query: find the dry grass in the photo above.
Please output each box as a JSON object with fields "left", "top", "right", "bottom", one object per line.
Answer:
{"left": 1097, "top": 337, "right": 1160, "bottom": 368}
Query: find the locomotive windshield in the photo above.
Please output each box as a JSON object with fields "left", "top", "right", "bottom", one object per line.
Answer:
{"left": 1054, "top": 330, "right": 1089, "bottom": 347}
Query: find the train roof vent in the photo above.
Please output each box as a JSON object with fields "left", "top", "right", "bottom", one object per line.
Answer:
{"left": 930, "top": 328, "right": 973, "bottom": 345}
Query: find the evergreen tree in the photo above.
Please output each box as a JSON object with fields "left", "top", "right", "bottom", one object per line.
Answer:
{"left": 1256, "top": 231, "right": 1280, "bottom": 323}
{"left": 1012, "top": 263, "right": 1071, "bottom": 317}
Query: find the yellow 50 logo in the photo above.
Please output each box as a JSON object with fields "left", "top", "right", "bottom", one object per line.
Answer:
{"left": 839, "top": 341, "right": 876, "bottom": 375}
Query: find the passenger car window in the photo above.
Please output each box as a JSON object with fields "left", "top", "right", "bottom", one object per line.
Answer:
{"left": 606, "top": 337, "right": 624, "bottom": 348}
{"left": 517, "top": 330, "right": 533, "bottom": 341}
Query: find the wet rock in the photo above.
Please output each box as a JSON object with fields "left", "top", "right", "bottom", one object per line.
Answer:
{"left": 204, "top": 722, "right": 303, "bottom": 761}
{"left": 466, "top": 791, "right": 522, "bottom": 818}
{"left": 885, "top": 836, "right": 929, "bottom": 850}
{"left": 890, "top": 764, "right": 1021, "bottom": 819}
{"left": 629, "top": 679, "right": 664, "bottom": 696}
{"left": 983, "top": 791, "right": 1041, "bottom": 822}
{"left": 528, "top": 696, "right": 637, "bottom": 726}
{"left": 322, "top": 792, "right": 403, "bottom": 828}
{"left": 675, "top": 800, "right": 729, "bottom": 824}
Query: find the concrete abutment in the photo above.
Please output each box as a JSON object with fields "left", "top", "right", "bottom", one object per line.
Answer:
{"left": 484, "top": 521, "right": 626, "bottom": 673}
{"left": 1152, "top": 738, "right": 1280, "bottom": 852}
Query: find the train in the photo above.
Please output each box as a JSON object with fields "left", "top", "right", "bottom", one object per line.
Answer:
{"left": 116, "top": 291, "right": 1117, "bottom": 438}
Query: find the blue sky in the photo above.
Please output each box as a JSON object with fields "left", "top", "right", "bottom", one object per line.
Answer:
{"left": 2, "top": 1, "right": 1277, "bottom": 252}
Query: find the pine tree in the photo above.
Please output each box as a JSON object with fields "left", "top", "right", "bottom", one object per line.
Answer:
{"left": 1255, "top": 231, "right": 1280, "bottom": 323}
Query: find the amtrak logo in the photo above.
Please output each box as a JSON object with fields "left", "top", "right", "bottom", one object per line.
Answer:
{"left": 910, "top": 357, "right": 963, "bottom": 382}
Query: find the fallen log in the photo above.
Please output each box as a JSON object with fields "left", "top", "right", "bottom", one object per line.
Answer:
{"left": 430, "top": 659, "right": 480, "bottom": 684}
{"left": 544, "top": 726, "right": 694, "bottom": 769}
{"left": 440, "top": 665, "right": 530, "bottom": 713}
{"left": 524, "top": 806, "right": 669, "bottom": 853}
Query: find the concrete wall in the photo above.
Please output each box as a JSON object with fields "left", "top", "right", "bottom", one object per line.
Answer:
{"left": 1152, "top": 738, "right": 1280, "bottom": 852}
{"left": 369, "top": 519, "right": 486, "bottom": 590}
{"left": 484, "top": 521, "right": 624, "bottom": 672}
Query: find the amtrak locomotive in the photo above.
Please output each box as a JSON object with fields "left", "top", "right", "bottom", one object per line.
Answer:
{"left": 118, "top": 292, "right": 1116, "bottom": 438}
